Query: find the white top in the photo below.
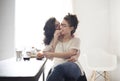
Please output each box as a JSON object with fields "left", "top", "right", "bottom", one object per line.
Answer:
{"left": 53, "top": 37, "right": 80, "bottom": 66}
{"left": 44, "top": 37, "right": 84, "bottom": 75}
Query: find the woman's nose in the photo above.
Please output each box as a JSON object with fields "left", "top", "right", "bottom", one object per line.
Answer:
{"left": 60, "top": 25, "right": 63, "bottom": 29}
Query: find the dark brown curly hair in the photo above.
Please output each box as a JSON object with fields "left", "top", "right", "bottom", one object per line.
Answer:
{"left": 43, "top": 17, "right": 56, "bottom": 45}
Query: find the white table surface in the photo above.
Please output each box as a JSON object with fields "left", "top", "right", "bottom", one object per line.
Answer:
{"left": 0, "top": 57, "right": 45, "bottom": 77}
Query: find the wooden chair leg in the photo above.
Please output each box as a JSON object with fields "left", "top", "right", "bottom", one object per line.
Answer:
{"left": 104, "top": 71, "right": 110, "bottom": 81}
{"left": 90, "top": 71, "right": 96, "bottom": 81}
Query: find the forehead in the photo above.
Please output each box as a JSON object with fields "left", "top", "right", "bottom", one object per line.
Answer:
{"left": 61, "top": 19, "right": 68, "bottom": 25}
{"left": 55, "top": 20, "right": 60, "bottom": 24}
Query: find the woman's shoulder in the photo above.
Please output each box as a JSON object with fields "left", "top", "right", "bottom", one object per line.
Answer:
{"left": 72, "top": 37, "right": 80, "bottom": 41}
{"left": 69, "top": 37, "right": 80, "bottom": 44}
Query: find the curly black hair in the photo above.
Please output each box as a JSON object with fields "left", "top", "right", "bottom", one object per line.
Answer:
{"left": 43, "top": 17, "right": 56, "bottom": 45}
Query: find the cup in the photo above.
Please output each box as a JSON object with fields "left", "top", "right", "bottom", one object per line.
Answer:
{"left": 16, "top": 51, "right": 22, "bottom": 61}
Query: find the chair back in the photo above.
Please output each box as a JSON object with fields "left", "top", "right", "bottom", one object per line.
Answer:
{"left": 85, "top": 48, "right": 117, "bottom": 71}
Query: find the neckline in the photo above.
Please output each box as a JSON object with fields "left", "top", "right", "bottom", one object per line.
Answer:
{"left": 60, "top": 36, "right": 74, "bottom": 43}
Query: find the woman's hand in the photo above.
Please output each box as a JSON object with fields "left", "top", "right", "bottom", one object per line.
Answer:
{"left": 54, "top": 30, "right": 62, "bottom": 39}
{"left": 67, "top": 50, "right": 80, "bottom": 62}
{"left": 67, "top": 55, "right": 78, "bottom": 62}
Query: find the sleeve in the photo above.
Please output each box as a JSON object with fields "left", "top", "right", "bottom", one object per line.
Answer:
{"left": 43, "top": 40, "right": 54, "bottom": 52}
{"left": 43, "top": 45, "right": 52, "bottom": 52}
{"left": 69, "top": 37, "right": 80, "bottom": 51}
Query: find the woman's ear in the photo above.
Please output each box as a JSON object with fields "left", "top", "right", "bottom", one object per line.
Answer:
{"left": 70, "top": 26, "right": 75, "bottom": 35}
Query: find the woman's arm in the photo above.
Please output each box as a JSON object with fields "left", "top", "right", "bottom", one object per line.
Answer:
{"left": 43, "top": 49, "right": 78, "bottom": 59}
{"left": 52, "top": 30, "right": 63, "bottom": 50}
{"left": 41, "top": 30, "right": 61, "bottom": 53}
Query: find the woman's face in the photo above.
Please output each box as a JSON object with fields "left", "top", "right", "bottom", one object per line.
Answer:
{"left": 55, "top": 20, "right": 60, "bottom": 30}
{"left": 60, "top": 19, "right": 73, "bottom": 35}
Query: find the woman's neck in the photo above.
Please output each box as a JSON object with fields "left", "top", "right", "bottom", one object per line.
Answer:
{"left": 62, "top": 34, "right": 72, "bottom": 42}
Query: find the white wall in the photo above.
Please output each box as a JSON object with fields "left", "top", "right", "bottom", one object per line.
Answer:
{"left": 73, "top": 0, "right": 110, "bottom": 52}
{"left": 109, "top": 0, "right": 120, "bottom": 81}
{"left": 0, "top": 0, "right": 15, "bottom": 60}
{"left": 0, "top": 0, "right": 119, "bottom": 80}
{"left": 73, "top": 0, "right": 119, "bottom": 81}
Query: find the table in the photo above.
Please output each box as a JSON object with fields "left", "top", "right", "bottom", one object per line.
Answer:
{"left": 0, "top": 57, "right": 47, "bottom": 81}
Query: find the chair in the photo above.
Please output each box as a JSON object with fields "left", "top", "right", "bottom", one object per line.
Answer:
{"left": 85, "top": 48, "right": 117, "bottom": 81}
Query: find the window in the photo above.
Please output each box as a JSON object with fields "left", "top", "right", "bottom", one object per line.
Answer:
{"left": 15, "top": 0, "right": 73, "bottom": 50}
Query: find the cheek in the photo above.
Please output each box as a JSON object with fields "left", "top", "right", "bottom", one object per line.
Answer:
{"left": 61, "top": 28, "right": 71, "bottom": 34}
{"left": 65, "top": 28, "right": 72, "bottom": 32}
